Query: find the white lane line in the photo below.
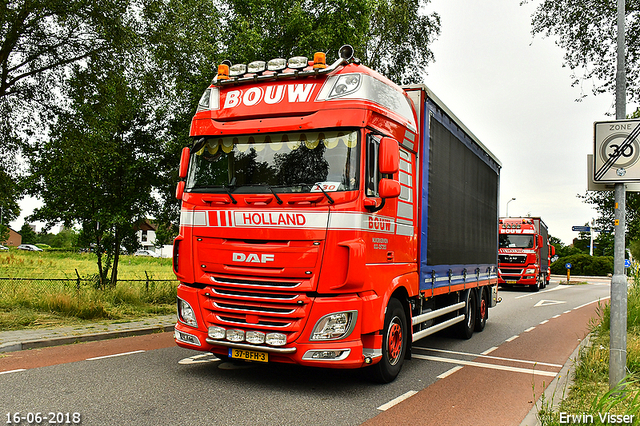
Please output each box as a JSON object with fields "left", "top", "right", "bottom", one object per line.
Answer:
{"left": 0, "top": 369, "right": 26, "bottom": 375}
{"left": 377, "top": 390, "right": 418, "bottom": 411}
{"left": 574, "top": 297, "right": 610, "bottom": 310}
{"left": 563, "top": 310, "right": 572, "bottom": 314}
{"left": 86, "top": 350, "right": 145, "bottom": 361}
{"left": 505, "top": 335, "right": 519, "bottom": 342}
{"left": 437, "top": 366, "right": 463, "bottom": 379}
{"left": 515, "top": 285, "right": 571, "bottom": 299}
{"left": 552, "top": 314, "right": 561, "bottom": 319}
{"left": 414, "top": 347, "right": 562, "bottom": 368}
{"left": 539, "top": 320, "right": 549, "bottom": 325}
{"left": 524, "top": 326, "right": 536, "bottom": 332}
{"left": 481, "top": 347, "right": 498, "bottom": 355}
{"left": 413, "top": 354, "right": 558, "bottom": 377}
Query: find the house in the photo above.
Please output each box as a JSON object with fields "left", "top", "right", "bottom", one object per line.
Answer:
{"left": 135, "top": 219, "right": 173, "bottom": 258}
{"left": 1, "top": 227, "right": 22, "bottom": 247}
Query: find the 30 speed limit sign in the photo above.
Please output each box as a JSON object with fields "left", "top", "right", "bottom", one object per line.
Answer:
{"left": 593, "top": 119, "right": 640, "bottom": 182}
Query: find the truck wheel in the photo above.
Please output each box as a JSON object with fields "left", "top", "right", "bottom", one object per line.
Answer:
{"left": 456, "top": 290, "right": 476, "bottom": 339}
{"left": 474, "top": 289, "right": 488, "bottom": 332}
{"left": 371, "top": 298, "right": 407, "bottom": 384}
{"left": 532, "top": 276, "right": 542, "bottom": 292}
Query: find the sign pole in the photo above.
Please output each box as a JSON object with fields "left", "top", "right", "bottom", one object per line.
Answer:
{"left": 610, "top": 0, "right": 627, "bottom": 391}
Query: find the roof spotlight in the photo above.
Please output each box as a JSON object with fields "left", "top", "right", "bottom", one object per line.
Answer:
{"left": 338, "top": 45, "right": 354, "bottom": 61}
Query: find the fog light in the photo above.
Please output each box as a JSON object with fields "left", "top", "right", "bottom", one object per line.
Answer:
{"left": 302, "top": 349, "right": 351, "bottom": 361}
{"left": 226, "top": 329, "right": 245, "bottom": 342}
{"left": 175, "top": 330, "right": 201, "bottom": 346}
{"left": 208, "top": 326, "right": 226, "bottom": 339}
{"left": 266, "top": 333, "right": 287, "bottom": 346}
{"left": 177, "top": 297, "right": 198, "bottom": 328}
{"left": 246, "top": 331, "right": 266, "bottom": 344}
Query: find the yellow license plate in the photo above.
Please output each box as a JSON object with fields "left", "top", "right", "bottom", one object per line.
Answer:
{"left": 229, "top": 348, "right": 268, "bottom": 362}
{"left": 506, "top": 280, "right": 517, "bottom": 284}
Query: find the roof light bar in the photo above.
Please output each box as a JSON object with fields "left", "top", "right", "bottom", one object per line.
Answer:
{"left": 288, "top": 56, "right": 308, "bottom": 69}
{"left": 248, "top": 60, "right": 266, "bottom": 74}
{"left": 267, "top": 58, "right": 287, "bottom": 72}
{"left": 230, "top": 64, "right": 247, "bottom": 77}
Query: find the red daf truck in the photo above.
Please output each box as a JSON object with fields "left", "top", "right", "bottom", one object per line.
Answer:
{"left": 498, "top": 217, "right": 555, "bottom": 291}
{"left": 172, "top": 46, "right": 502, "bottom": 382}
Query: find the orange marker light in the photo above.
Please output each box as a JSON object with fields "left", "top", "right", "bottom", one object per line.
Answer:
{"left": 313, "top": 52, "right": 326, "bottom": 69}
{"left": 217, "top": 64, "right": 230, "bottom": 80}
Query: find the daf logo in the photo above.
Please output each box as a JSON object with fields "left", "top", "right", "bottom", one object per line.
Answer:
{"left": 232, "top": 252, "right": 275, "bottom": 263}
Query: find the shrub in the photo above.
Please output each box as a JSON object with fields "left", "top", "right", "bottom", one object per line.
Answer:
{"left": 550, "top": 254, "right": 613, "bottom": 276}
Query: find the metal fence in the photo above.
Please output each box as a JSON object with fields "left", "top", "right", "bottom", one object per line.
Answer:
{"left": 0, "top": 275, "right": 179, "bottom": 295}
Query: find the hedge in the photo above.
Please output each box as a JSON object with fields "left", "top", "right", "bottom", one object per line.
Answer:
{"left": 550, "top": 254, "right": 614, "bottom": 276}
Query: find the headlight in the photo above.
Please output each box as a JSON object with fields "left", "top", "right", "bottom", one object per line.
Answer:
{"left": 177, "top": 297, "right": 198, "bottom": 328}
{"left": 310, "top": 311, "right": 357, "bottom": 341}
{"left": 525, "top": 268, "right": 537, "bottom": 274}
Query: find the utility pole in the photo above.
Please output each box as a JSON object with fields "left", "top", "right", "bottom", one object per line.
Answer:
{"left": 610, "top": 0, "right": 627, "bottom": 391}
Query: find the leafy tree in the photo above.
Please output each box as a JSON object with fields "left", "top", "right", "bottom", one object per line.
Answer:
{"left": 27, "top": 39, "right": 162, "bottom": 287}
{"left": 524, "top": 0, "right": 640, "bottom": 103}
{"left": 18, "top": 222, "right": 36, "bottom": 244}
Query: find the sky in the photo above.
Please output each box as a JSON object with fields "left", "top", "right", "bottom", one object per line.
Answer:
{"left": 9, "top": 0, "right": 639, "bottom": 245}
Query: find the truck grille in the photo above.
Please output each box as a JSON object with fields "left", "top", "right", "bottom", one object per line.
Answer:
{"left": 500, "top": 268, "right": 523, "bottom": 275}
{"left": 199, "top": 275, "right": 312, "bottom": 342}
{"left": 499, "top": 254, "right": 527, "bottom": 264}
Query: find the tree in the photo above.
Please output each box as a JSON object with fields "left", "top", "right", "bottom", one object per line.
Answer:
{"left": 18, "top": 222, "right": 36, "bottom": 244}
{"left": 27, "top": 39, "right": 162, "bottom": 286}
{"left": 524, "top": 0, "right": 640, "bottom": 103}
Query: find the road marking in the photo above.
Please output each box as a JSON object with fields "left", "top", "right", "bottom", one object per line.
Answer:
{"left": 552, "top": 314, "right": 561, "bottom": 319}
{"left": 515, "top": 285, "right": 571, "bottom": 299}
{"left": 481, "top": 347, "right": 498, "bottom": 355}
{"left": 437, "top": 366, "right": 463, "bottom": 379}
{"left": 563, "top": 310, "right": 572, "bottom": 314}
{"left": 539, "top": 320, "right": 549, "bottom": 325}
{"left": 413, "top": 354, "right": 558, "bottom": 377}
{"left": 534, "top": 299, "right": 567, "bottom": 307}
{"left": 505, "top": 335, "right": 519, "bottom": 342}
{"left": 574, "top": 297, "right": 610, "bottom": 310}
{"left": 86, "top": 350, "right": 145, "bottom": 361}
{"left": 415, "top": 347, "right": 562, "bottom": 368}
{"left": 377, "top": 390, "right": 418, "bottom": 411}
{"left": 524, "top": 326, "right": 536, "bottom": 332}
{"left": 0, "top": 369, "right": 26, "bottom": 375}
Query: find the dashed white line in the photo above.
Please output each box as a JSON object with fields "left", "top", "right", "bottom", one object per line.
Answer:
{"left": 413, "top": 354, "right": 558, "bottom": 377}
{"left": 86, "top": 350, "right": 145, "bottom": 361}
{"left": 524, "top": 326, "right": 536, "bottom": 332}
{"left": 563, "top": 310, "right": 572, "bottom": 314}
{"left": 0, "top": 369, "right": 26, "bottom": 375}
{"left": 552, "top": 314, "right": 561, "bottom": 319}
{"left": 539, "top": 320, "right": 549, "bottom": 325}
{"left": 481, "top": 347, "right": 498, "bottom": 355}
{"left": 377, "top": 390, "right": 418, "bottom": 411}
{"left": 437, "top": 366, "right": 463, "bottom": 379}
{"left": 505, "top": 335, "right": 519, "bottom": 342}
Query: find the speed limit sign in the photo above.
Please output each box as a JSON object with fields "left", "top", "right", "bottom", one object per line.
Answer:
{"left": 594, "top": 119, "right": 640, "bottom": 182}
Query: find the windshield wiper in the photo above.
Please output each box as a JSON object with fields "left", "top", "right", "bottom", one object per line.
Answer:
{"left": 267, "top": 186, "right": 283, "bottom": 205}
{"left": 313, "top": 183, "right": 335, "bottom": 204}
{"left": 224, "top": 177, "right": 238, "bottom": 204}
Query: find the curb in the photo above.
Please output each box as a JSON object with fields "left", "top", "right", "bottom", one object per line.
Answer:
{"left": 519, "top": 334, "right": 591, "bottom": 426}
{"left": 0, "top": 324, "right": 175, "bottom": 353}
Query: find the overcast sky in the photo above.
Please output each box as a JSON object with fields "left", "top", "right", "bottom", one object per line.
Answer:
{"left": 424, "top": 0, "right": 638, "bottom": 245}
{"left": 10, "top": 0, "right": 639, "bottom": 245}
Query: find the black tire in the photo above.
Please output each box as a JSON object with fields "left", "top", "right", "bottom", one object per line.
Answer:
{"left": 531, "top": 276, "right": 542, "bottom": 292}
{"left": 456, "top": 290, "right": 476, "bottom": 339}
{"left": 474, "top": 288, "right": 488, "bottom": 332}
{"left": 371, "top": 298, "right": 407, "bottom": 384}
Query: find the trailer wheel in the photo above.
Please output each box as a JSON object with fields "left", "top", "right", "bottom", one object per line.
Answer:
{"left": 371, "top": 298, "right": 407, "bottom": 383}
{"left": 456, "top": 290, "right": 476, "bottom": 339}
{"left": 474, "top": 289, "right": 488, "bottom": 332}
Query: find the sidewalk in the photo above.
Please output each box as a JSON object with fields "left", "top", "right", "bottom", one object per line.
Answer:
{"left": 0, "top": 314, "right": 177, "bottom": 353}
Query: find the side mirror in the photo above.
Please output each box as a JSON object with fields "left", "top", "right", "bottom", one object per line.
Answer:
{"left": 179, "top": 147, "right": 190, "bottom": 179}
{"left": 175, "top": 181, "right": 185, "bottom": 200}
{"left": 379, "top": 137, "right": 399, "bottom": 174}
{"left": 379, "top": 179, "right": 400, "bottom": 199}
{"left": 538, "top": 235, "right": 543, "bottom": 248}
{"left": 550, "top": 245, "right": 556, "bottom": 256}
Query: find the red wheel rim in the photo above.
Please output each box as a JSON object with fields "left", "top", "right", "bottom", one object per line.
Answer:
{"left": 480, "top": 298, "right": 487, "bottom": 319}
{"left": 387, "top": 318, "right": 403, "bottom": 365}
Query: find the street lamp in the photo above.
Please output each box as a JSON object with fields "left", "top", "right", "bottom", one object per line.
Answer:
{"left": 506, "top": 198, "right": 516, "bottom": 217}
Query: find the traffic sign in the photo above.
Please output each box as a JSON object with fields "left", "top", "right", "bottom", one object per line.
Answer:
{"left": 565, "top": 263, "right": 572, "bottom": 269}
{"left": 572, "top": 226, "right": 591, "bottom": 232}
{"left": 625, "top": 259, "right": 631, "bottom": 268}
{"left": 593, "top": 119, "right": 640, "bottom": 182}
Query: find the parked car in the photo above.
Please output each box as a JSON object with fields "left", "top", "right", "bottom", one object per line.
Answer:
{"left": 0, "top": 244, "right": 8, "bottom": 251}
{"left": 134, "top": 249, "right": 160, "bottom": 258}
{"left": 17, "top": 244, "right": 43, "bottom": 251}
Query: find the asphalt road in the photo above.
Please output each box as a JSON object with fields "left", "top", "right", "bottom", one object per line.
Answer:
{"left": 0, "top": 277, "right": 611, "bottom": 426}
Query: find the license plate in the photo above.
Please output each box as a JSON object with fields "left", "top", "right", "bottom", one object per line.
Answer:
{"left": 506, "top": 280, "right": 517, "bottom": 284}
{"left": 229, "top": 348, "right": 268, "bottom": 362}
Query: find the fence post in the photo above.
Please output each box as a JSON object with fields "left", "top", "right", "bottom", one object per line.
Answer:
{"left": 75, "top": 269, "right": 81, "bottom": 292}
{"left": 145, "top": 271, "right": 149, "bottom": 292}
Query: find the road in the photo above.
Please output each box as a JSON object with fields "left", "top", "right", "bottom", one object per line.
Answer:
{"left": 0, "top": 277, "right": 610, "bottom": 426}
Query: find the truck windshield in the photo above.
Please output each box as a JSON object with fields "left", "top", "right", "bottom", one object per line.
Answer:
{"left": 186, "top": 130, "right": 360, "bottom": 194}
{"left": 499, "top": 234, "right": 534, "bottom": 249}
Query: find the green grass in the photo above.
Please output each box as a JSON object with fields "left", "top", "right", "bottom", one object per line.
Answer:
{"left": 0, "top": 250, "right": 177, "bottom": 330}
{"left": 536, "top": 276, "right": 640, "bottom": 424}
